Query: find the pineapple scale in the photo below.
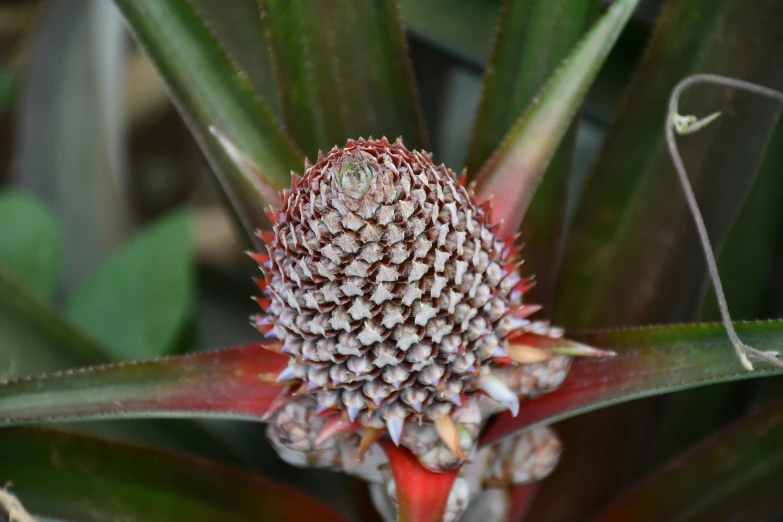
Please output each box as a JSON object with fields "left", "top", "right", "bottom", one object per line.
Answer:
{"left": 254, "top": 138, "right": 525, "bottom": 426}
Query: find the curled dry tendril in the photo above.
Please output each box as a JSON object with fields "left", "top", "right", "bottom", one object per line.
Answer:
{"left": 666, "top": 73, "right": 783, "bottom": 371}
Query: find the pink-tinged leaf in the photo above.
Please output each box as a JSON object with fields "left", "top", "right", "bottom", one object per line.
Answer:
{"left": 1, "top": 427, "right": 347, "bottom": 522}
{"left": 0, "top": 343, "right": 289, "bottom": 425}
{"left": 380, "top": 440, "right": 460, "bottom": 522}
{"left": 465, "top": 0, "right": 598, "bottom": 310}
{"left": 210, "top": 126, "right": 284, "bottom": 210}
{"left": 596, "top": 399, "right": 783, "bottom": 521}
{"left": 474, "top": 0, "right": 638, "bottom": 237}
{"left": 507, "top": 484, "right": 538, "bottom": 522}
{"left": 481, "top": 321, "right": 783, "bottom": 446}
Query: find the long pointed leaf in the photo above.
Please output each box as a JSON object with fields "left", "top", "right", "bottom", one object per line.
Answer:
{"left": 474, "top": 0, "right": 638, "bottom": 238}
{"left": 189, "top": 0, "right": 281, "bottom": 117}
{"left": 466, "top": 0, "right": 599, "bottom": 307}
{"left": 114, "top": 0, "right": 303, "bottom": 244}
{"left": 1, "top": 427, "right": 346, "bottom": 522}
{"left": 0, "top": 267, "right": 107, "bottom": 375}
{"left": 380, "top": 440, "right": 459, "bottom": 522}
{"left": 0, "top": 258, "right": 237, "bottom": 459}
{"left": 466, "top": 0, "right": 598, "bottom": 176}
{"left": 555, "top": 0, "right": 783, "bottom": 328}
{"left": 596, "top": 400, "right": 783, "bottom": 521}
{"left": 0, "top": 343, "right": 288, "bottom": 424}
{"left": 260, "top": 0, "right": 427, "bottom": 157}
{"left": 481, "top": 320, "right": 783, "bottom": 446}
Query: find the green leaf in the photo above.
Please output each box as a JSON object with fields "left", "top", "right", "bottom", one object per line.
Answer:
{"left": 0, "top": 268, "right": 107, "bottom": 376}
{"left": 13, "top": 0, "right": 129, "bottom": 294}
{"left": 466, "top": 0, "right": 598, "bottom": 176}
{"left": 701, "top": 120, "right": 783, "bottom": 321}
{"left": 399, "top": 0, "right": 500, "bottom": 66}
{"left": 0, "top": 427, "right": 347, "bottom": 522}
{"left": 473, "top": 0, "right": 637, "bottom": 239}
{"left": 260, "top": 0, "right": 427, "bottom": 157}
{"left": 114, "top": 0, "right": 303, "bottom": 245}
{"left": 189, "top": 0, "right": 281, "bottom": 118}
{"left": 0, "top": 190, "right": 61, "bottom": 300}
{"left": 480, "top": 320, "right": 783, "bottom": 446}
{"left": 0, "top": 242, "right": 240, "bottom": 460}
{"left": 596, "top": 400, "right": 783, "bottom": 521}
{"left": 555, "top": 0, "right": 783, "bottom": 328}
{"left": 466, "top": 0, "right": 599, "bottom": 307}
{"left": 66, "top": 210, "right": 193, "bottom": 360}
{"left": 0, "top": 343, "right": 288, "bottom": 425}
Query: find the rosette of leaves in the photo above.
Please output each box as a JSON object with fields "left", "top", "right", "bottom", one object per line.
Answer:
{"left": 2, "top": 0, "right": 783, "bottom": 521}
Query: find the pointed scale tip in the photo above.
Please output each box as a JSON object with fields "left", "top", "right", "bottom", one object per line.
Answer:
{"left": 251, "top": 316, "right": 275, "bottom": 336}
{"left": 315, "top": 416, "right": 360, "bottom": 448}
{"left": 290, "top": 172, "right": 303, "bottom": 189}
{"left": 260, "top": 388, "right": 294, "bottom": 421}
{"left": 357, "top": 427, "right": 382, "bottom": 463}
{"left": 253, "top": 277, "right": 268, "bottom": 291}
{"left": 275, "top": 366, "right": 297, "bottom": 383}
{"left": 513, "top": 280, "right": 536, "bottom": 296}
{"left": 386, "top": 416, "right": 405, "bottom": 446}
{"left": 512, "top": 332, "right": 617, "bottom": 358}
{"left": 347, "top": 406, "right": 360, "bottom": 423}
{"left": 548, "top": 341, "right": 617, "bottom": 358}
{"left": 493, "top": 346, "right": 509, "bottom": 358}
{"left": 506, "top": 344, "right": 553, "bottom": 364}
{"left": 257, "top": 230, "right": 275, "bottom": 246}
{"left": 480, "top": 373, "right": 520, "bottom": 417}
{"left": 511, "top": 304, "right": 543, "bottom": 319}
{"left": 256, "top": 335, "right": 281, "bottom": 350}
{"left": 434, "top": 415, "right": 467, "bottom": 460}
{"left": 246, "top": 251, "right": 270, "bottom": 264}
{"left": 246, "top": 252, "right": 272, "bottom": 272}
{"left": 252, "top": 296, "right": 272, "bottom": 310}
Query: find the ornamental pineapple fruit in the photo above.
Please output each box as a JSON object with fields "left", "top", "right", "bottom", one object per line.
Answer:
{"left": 252, "top": 137, "right": 610, "bottom": 464}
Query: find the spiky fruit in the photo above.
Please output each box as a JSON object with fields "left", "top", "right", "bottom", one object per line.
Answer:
{"left": 254, "top": 138, "right": 528, "bottom": 427}
{"left": 252, "top": 138, "right": 612, "bottom": 459}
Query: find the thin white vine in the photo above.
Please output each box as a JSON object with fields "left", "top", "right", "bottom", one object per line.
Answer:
{"left": 666, "top": 73, "right": 783, "bottom": 371}
{"left": 0, "top": 484, "right": 37, "bottom": 522}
